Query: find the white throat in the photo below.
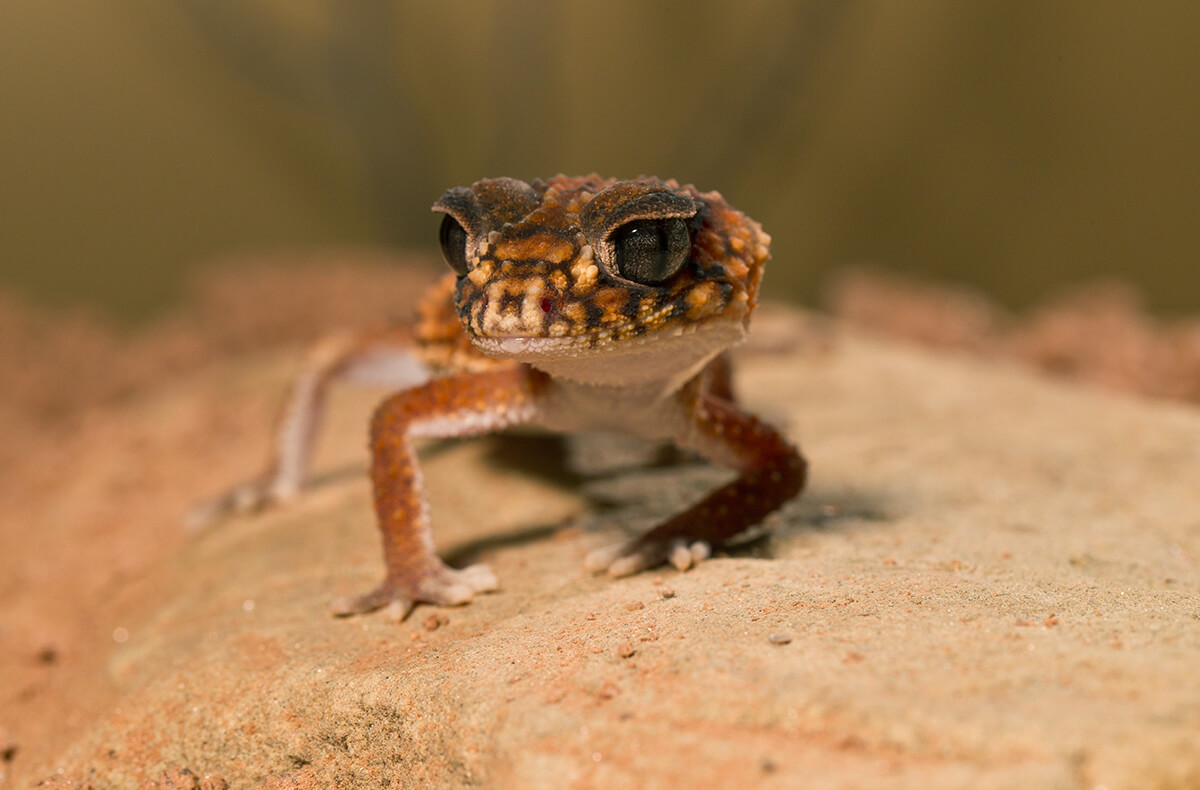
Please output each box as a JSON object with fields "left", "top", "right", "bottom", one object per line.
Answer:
{"left": 521, "top": 320, "right": 746, "bottom": 390}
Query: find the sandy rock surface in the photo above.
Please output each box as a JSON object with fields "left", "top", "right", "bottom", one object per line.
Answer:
{"left": 7, "top": 322, "right": 1200, "bottom": 789}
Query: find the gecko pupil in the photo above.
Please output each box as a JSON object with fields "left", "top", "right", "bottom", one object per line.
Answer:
{"left": 438, "top": 215, "right": 470, "bottom": 276}
{"left": 612, "top": 218, "right": 690, "bottom": 285}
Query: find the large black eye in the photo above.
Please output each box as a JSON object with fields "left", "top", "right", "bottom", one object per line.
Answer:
{"left": 438, "top": 214, "right": 470, "bottom": 276}
{"left": 611, "top": 218, "right": 690, "bottom": 285}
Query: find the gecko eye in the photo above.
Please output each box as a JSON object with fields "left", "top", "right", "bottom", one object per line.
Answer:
{"left": 438, "top": 215, "right": 470, "bottom": 276}
{"left": 611, "top": 218, "right": 690, "bottom": 285}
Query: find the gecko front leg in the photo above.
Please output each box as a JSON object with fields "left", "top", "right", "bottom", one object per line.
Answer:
{"left": 586, "top": 393, "right": 807, "bottom": 577}
{"left": 332, "top": 366, "right": 542, "bottom": 620}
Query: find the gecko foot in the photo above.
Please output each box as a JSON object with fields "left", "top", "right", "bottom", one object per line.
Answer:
{"left": 184, "top": 478, "right": 296, "bottom": 531}
{"left": 330, "top": 562, "right": 499, "bottom": 620}
{"left": 585, "top": 538, "right": 712, "bottom": 578}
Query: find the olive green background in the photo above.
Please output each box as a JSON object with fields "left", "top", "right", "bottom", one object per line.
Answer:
{"left": 2, "top": 1, "right": 1197, "bottom": 322}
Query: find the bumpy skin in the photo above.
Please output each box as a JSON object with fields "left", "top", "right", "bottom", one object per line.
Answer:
{"left": 193, "top": 175, "right": 807, "bottom": 620}
{"left": 441, "top": 175, "right": 762, "bottom": 354}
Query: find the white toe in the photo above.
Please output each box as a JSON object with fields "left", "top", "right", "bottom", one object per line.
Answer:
{"left": 585, "top": 543, "right": 626, "bottom": 573}
{"left": 669, "top": 539, "right": 694, "bottom": 572}
{"left": 386, "top": 598, "right": 415, "bottom": 621}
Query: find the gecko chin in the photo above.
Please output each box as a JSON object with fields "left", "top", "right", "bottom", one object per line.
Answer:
{"left": 470, "top": 316, "right": 747, "bottom": 387}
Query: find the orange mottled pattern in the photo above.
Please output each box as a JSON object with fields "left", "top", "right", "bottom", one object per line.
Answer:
{"left": 431, "top": 174, "right": 770, "bottom": 351}
{"left": 411, "top": 273, "right": 502, "bottom": 372}
{"left": 207, "top": 175, "right": 805, "bottom": 619}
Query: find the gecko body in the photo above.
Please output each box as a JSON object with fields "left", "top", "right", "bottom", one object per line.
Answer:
{"left": 196, "top": 175, "right": 806, "bottom": 620}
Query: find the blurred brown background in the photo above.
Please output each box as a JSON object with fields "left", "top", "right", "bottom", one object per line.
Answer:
{"left": 2, "top": 0, "right": 1198, "bottom": 323}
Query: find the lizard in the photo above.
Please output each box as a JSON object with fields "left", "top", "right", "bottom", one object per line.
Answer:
{"left": 191, "top": 175, "right": 807, "bottom": 620}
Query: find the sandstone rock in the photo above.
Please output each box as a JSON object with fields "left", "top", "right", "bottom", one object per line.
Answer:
{"left": 26, "top": 327, "right": 1200, "bottom": 788}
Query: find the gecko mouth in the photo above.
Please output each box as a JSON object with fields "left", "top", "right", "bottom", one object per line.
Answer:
{"left": 473, "top": 333, "right": 604, "bottom": 358}
{"left": 470, "top": 315, "right": 744, "bottom": 361}
{"left": 471, "top": 317, "right": 749, "bottom": 387}
{"left": 469, "top": 293, "right": 692, "bottom": 356}
{"left": 485, "top": 336, "right": 553, "bottom": 355}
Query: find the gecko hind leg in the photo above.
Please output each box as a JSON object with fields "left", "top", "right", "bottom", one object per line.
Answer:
{"left": 186, "top": 328, "right": 428, "bottom": 529}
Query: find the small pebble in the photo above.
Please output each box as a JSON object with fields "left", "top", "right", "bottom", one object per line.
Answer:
{"left": 660, "top": 588, "right": 676, "bottom": 599}
{"left": 768, "top": 633, "right": 792, "bottom": 645}
{"left": 626, "top": 601, "right": 644, "bottom": 612}
{"left": 617, "top": 641, "right": 637, "bottom": 659}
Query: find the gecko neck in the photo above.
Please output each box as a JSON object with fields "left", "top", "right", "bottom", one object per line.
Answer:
{"left": 533, "top": 364, "right": 707, "bottom": 439}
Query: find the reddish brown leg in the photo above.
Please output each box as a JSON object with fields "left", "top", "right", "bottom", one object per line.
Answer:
{"left": 586, "top": 393, "right": 806, "bottom": 576}
{"left": 332, "top": 366, "right": 541, "bottom": 619}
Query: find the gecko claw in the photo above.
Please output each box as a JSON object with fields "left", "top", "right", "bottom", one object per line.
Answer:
{"left": 586, "top": 538, "right": 714, "bottom": 577}
{"left": 331, "top": 562, "right": 499, "bottom": 620}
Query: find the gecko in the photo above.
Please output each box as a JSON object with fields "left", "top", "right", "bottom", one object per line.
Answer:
{"left": 192, "top": 175, "right": 807, "bottom": 620}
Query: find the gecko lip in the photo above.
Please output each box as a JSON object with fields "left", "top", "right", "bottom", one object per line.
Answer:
{"left": 470, "top": 315, "right": 744, "bottom": 361}
{"left": 474, "top": 334, "right": 580, "bottom": 357}
{"left": 489, "top": 336, "right": 544, "bottom": 355}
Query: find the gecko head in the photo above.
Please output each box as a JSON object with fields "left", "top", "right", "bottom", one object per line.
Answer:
{"left": 431, "top": 175, "right": 771, "bottom": 385}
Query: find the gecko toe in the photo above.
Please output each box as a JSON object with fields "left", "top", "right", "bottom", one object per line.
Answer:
{"left": 333, "top": 562, "right": 500, "bottom": 620}
{"left": 331, "top": 586, "right": 398, "bottom": 617}
{"left": 607, "top": 547, "right": 661, "bottom": 577}
{"left": 669, "top": 539, "right": 694, "bottom": 572}
{"left": 586, "top": 539, "right": 663, "bottom": 577}
{"left": 424, "top": 580, "right": 474, "bottom": 606}
{"left": 584, "top": 543, "right": 627, "bottom": 573}
{"left": 458, "top": 563, "right": 500, "bottom": 592}
{"left": 419, "top": 563, "right": 500, "bottom": 605}
{"left": 183, "top": 499, "right": 225, "bottom": 531}
{"left": 185, "top": 479, "right": 294, "bottom": 531}
{"left": 586, "top": 537, "right": 716, "bottom": 578}
{"left": 385, "top": 598, "right": 416, "bottom": 621}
